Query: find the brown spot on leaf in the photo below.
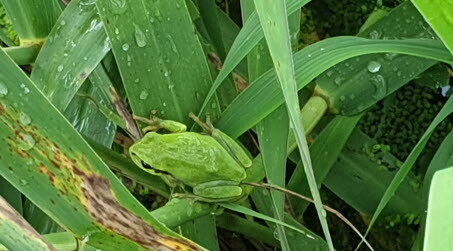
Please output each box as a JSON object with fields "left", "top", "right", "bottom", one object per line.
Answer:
{"left": 79, "top": 172, "right": 202, "bottom": 251}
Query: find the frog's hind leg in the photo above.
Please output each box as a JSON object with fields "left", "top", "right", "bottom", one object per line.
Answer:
{"left": 134, "top": 113, "right": 187, "bottom": 133}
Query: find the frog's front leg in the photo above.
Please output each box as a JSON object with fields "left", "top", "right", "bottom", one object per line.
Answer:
{"left": 134, "top": 114, "right": 187, "bottom": 133}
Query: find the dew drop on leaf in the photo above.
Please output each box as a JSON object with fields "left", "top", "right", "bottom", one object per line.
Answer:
{"left": 122, "top": 43, "right": 130, "bottom": 51}
{"left": 19, "top": 112, "right": 31, "bottom": 125}
{"left": 57, "top": 65, "right": 64, "bottom": 72}
{"left": 134, "top": 25, "right": 147, "bottom": 47}
{"left": 18, "top": 132, "right": 35, "bottom": 151}
{"left": 139, "top": 90, "right": 148, "bottom": 100}
{"left": 0, "top": 82, "right": 8, "bottom": 97}
{"left": 367, "top": 61, "right": 381, "bottom": 73}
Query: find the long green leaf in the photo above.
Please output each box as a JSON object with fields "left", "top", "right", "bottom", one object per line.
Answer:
{"left": 423, "top": 166, "right": 453, "bottom": 250}
{"left": 316, "top": 1, "right": 440, "bottom": 115}
{"left": 198, "top": 0, "right": 311, "bottom": 116}
{"left": 253, "top": 0, "right": 333, "bottom": 249}
{"left": 217, "top": 38, "right": 453, "bottom": 138}
{"left": 287, "top": 115, "right": 362, "bottom": 214}
{"left": 242, "top": 0, "right": 290, "bottom": 249}
{"left": 412, "top": 0, "right": 453, "bottom": 54}
{"left": 0, "top": 48, "right": 203, "bottom": 250}
{"left": 0, "top": 0, "right": 61, "bottom": 43}
{"left": 31, "top": 0, "right": 110, "bottom": 112}
{"left": 324, "top": 129, "right": 423, "bottom": 216}
{"left": 96, "top": 0, "right": 216, "bottom": 125}
{"left": 360, "top": 95, "right": 453, "bottom": 248}
{"left": 0, "top": 196, "right": 55, "bottom": 251}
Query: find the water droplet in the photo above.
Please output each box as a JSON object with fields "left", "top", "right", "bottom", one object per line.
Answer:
{"left": 18, "top": 132, "right": 35, "bottom": 150}
{"left": 134, "top": 78, "right": 140, "bottom": 83}
{"left": 114, "top": 28, "right": 120, "bottom": 34}
{"left": 139, "top": 90, "right": 148, "bottom": 100}
{"left": 19, "top": 179, "right": 28, "bottom": 186}
{"left": 367, "top": 61, "right": 381, "bottom": 73}
{"left": 20, "top": 84, "right": 30, "bottom": 94}
{"left": 60, "top": 20, "right": 66, "bottom": 26}
{"left": 441, "top": 85, "right": 452, "bottom": 97}
{"left": 369, "top": 30, "right": 381, "bottom": 39}
{"left": 320, "top": 47, "right": 325, "bottom": 51}
{"left": 83, "top": 57, "right": 88, "bottom": 61}
{"left": 0, "top": 82, "right": 8, "bottom": 97}
{"left": 162, "top": 102, "right": 167, "bottom": 107}
{"left": 57, "top": 65, "right": 64, "bottom": 72}
{"left": 134, "top": 25, "right": 147, "bottom": 47}
{"left": 326, "top": 70, "right": 334, "bottom": 77}
{"left": 384, "top": 53, "right": 397, "bottom": 60}
{"left": 164, "top": 70, "right": 170, "bottom": 77}
{"left": 340, "top": 95, "right": 346, "bottom": 101}
{"left": 371, "top": 74, "right": 387, "bottom": 98}
{"left": 122, "top": 43, "right": 130, "bottom": 51}
{"left": 19, "top": 112, "right": 31, "bottom": 125}
{"left": 110, "top": 0, "right": 127, "bottom": 14}
{"left": 167, "top": 35, "right": 178, "bottom": 55}
{"left": 334, "top": 76, "right": 344, "bottom": 86}
{"left": 321, "top": 209, "right": 327, "bottom": 217}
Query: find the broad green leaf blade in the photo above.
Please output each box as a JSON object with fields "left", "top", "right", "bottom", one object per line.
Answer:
{"left": 361, "top": 95, "right": 453, "bottom": 246}
{"left": 242, "top": 0, "right": 290, "bottom": 249}
{"left": 324, "top": 129, "right": 423, "bottom": 215}
{"left": 423, "top": 166, "right": 453, "bottom": 250}
{"left": 316, "top": 2, "right": 441, "bottom": 115}
{"left": 64, "top": 78, "right": 116, "bottom": 147}
{"left": 422, "top": 130, "right": 453, "bottom": 198}
{"left": 0, "top": 196, "right": 55, "bottom": 251}
{"left": 0, "top": 0, "right": 61, "bottom": 43}
{"left": 180, "top": 215, "right": 219, "bottom": 251}
{"left": 198, "top": 0, "right": 311, "bottom": 116}
{"left": 31, "top": 0, "right": 110, "bottom": 112}
{"left": 412, "top": 0, "right": 453, "bottom": 54}
{"left": 96, "top": 0, "right": 215, "bottom": 125}
{"left": 253, "top": 0, "right": 333, "bottom": 249}
{"left": 0, "top": 49, "right": 203, "bottom": 250}
{"left": 3, "top": 45, "right": 40, "bottom": 65}
{"left": 217, "top": 37, "right": 453, "bottom": 138}
{"left": 287, "top": 115, "right": 362, "bottom": 214}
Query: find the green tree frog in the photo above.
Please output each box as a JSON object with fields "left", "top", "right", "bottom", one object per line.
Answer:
{"left": 129, "top": 114, "right": 252, "bottom": 202}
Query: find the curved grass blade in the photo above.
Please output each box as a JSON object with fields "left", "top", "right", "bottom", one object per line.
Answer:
{"left": 217, "top": 37, "right": 453, "bottom": 138}
{"left": 0, "top": 49, "right": 204, "bottom": 250}
{"left": 423, "top": 166, "right": 453, "bottom": 250}
{"left": 0, "top": 0, "right": 61, "bottom": 44}
{"left": 96, "top": 0, "right": 215, "bottom": 125}
{"left": 357, "top": 95, "right": 453, "bottom": 249}
{"left": 31, "top": 0, "right": 110, "bottom": 112}
{"left": 198, "top": 0, "right": 311, "bottom": 116}
{"left": 413, "top": 0, "right": 453, "bottom": 54}
{"left": 316, "top": 2, "right": 441, "bottom": 116}
{"left": 253, "top": 0, "right": 333, "bottom": 249}
{"left": 0, "top": 196, "right": 56, "bottom": 251}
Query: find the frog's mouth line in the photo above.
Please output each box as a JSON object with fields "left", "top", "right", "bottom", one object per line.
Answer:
{"left": 141, "top": 160, "right": 173, "bottom": 176}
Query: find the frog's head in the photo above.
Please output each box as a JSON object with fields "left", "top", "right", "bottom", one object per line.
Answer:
{"left": 129, "top": 133, "right": 167, "bottom": 177}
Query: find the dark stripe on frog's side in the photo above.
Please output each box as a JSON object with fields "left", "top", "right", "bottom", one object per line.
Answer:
{"left": 141, "top": 160, "right": 174, "bottom": 176}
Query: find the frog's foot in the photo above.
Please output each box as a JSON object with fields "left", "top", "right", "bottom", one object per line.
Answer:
{"left": 171, "top": 193, "right": 239, "bottom": 203}
{"left": 188, "top": 113, "right": 216, "bottom": 135}
{"left": 134, "top": 113, "right": 187, "bottom": 133}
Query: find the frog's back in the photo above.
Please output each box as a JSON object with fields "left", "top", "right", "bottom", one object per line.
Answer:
{"left": 143, "top": 132, "right": 246, "bottom": 186}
